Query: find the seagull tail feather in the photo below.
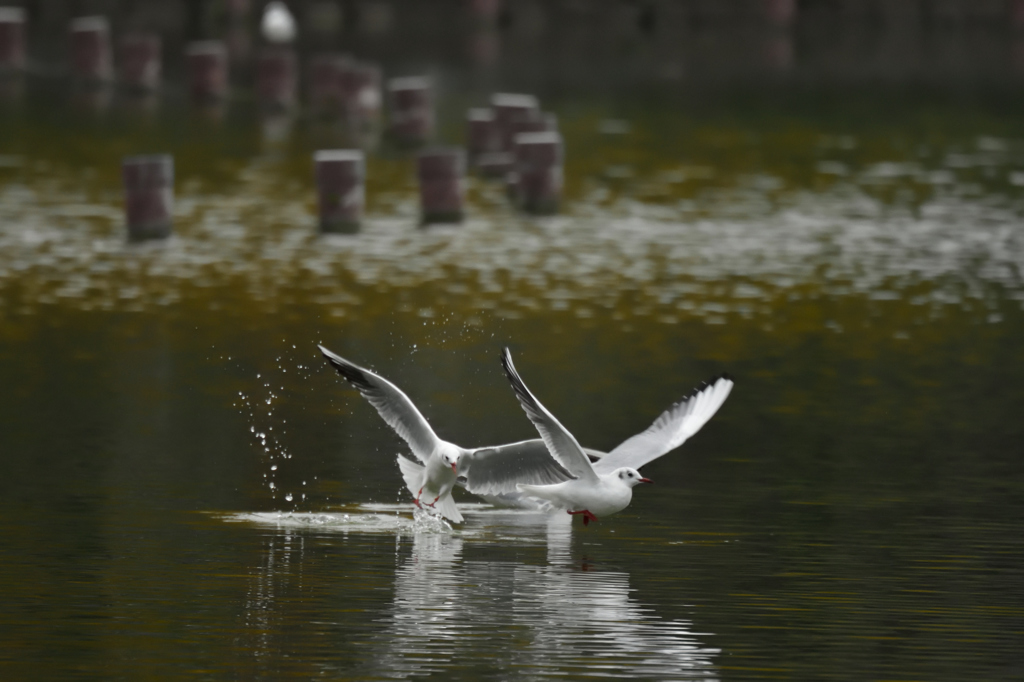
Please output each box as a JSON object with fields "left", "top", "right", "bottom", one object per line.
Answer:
{"left": 432, "top": 492, "right": 464, "bottom": 524}
{"left": 396, "top": 453, "right": 425, "bottom": 498}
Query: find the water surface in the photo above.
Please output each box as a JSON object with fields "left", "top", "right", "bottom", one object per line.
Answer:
{"left": 1, "top": 55, "right": 1023, "bottom": 680}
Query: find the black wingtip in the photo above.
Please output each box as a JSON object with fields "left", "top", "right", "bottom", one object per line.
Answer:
{"left": 677, "top": 372, "right": 735, "bottom": 403}
{"left": 500, "top": 347, "right": 516, "bottom": 381}
{"left": 499, "top": 346, "right": 538, "bottom": 410}
{"left": 318, "top": 345, "right": 374, "bottom": 391}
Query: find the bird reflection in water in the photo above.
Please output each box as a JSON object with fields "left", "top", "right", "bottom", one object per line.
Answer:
{"left": 366, "top": 513, "right": 719, "bottom": 679}
{"left": 243, "top": 529, "right": 306, "bottom": 660}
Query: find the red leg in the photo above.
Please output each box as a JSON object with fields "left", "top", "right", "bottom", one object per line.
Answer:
{"left": 568, "top": 510, "right": 599, "bottom": 526}
{"left": 413, "top": 487, "right": 424, "bottom": 508}
{"left": 427, "top": 494, "right": 440, "bottom": 508}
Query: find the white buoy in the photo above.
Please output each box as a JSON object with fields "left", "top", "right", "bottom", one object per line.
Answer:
{"left": 261, "top": 1, "right": 297, "bottom": 44}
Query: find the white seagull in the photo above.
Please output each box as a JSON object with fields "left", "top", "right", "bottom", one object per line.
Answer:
{"left": 261, "top": 1, "right": 297, "bottom": 44}
{"left": 318, "top": 345, "right": 733, "bottom": 523}
{"left": 318, "top": 345, "right": 576, "bottom": 523}
{"left": 500, "top": 348, "right": 734, "bottom": 525}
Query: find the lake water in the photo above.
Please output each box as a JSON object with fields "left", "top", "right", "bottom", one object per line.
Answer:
{"left": 2, "top": 24, "right": 1024, "bottom": 680}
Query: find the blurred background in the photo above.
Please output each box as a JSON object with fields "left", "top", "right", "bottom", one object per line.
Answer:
{"left": 1, "top": 1, "right": 1023, "bottom": 680}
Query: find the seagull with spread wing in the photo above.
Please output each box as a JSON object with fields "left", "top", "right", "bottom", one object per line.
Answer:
{"left": 500, "top": 348, "right": 733, "bottom": 525}
{"left": 318, "top": 345, "right": 577, "bottom": 523}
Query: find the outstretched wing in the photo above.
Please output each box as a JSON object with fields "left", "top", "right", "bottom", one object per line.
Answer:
{"left": 461, "top": 439, "right": 576, "bottom": 496}
{"left": 594, "top": 374, "right": 733, "bottom": 475}
{"left": 319, "top": 345, "right": 440, "bottom": 463}
{"left": 500, "top": 348, "right": 599, "bottom": 484}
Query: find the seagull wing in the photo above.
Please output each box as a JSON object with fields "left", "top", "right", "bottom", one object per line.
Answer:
{"left": 594, "top": 374, "right": 733, "bottom": 475}
{"left": 500, "top": 348, "right": 599, "bottom": 484}
{"left": 461, "top": 439, "right": 576, "bottom": 496}
{"left": 319, "top": 345, "right": 440, "bottom": 464}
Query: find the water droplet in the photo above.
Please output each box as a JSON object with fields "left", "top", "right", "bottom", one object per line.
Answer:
{"left": 270, "top": 465, "right": 278, "bottom": 471}
{"left": 269, "top": 482, "right": 275, "bottom": 490}
{"left": 284, "top": 493, "right": 293, "bottom": 502}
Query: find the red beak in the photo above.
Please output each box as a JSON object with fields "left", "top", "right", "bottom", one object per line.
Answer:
{"left": 451, "top": 462, "right": 458, "bottom": 474}
{"left": 639, "top": 477, "right": 653, "bottom": 484}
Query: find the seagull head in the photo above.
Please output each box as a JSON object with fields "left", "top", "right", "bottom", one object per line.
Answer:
{"left": 616, "top": 467, "right": 653, "bottom": 487}
{"left": 442, "top": 452, "right": 459, "bottom": 474}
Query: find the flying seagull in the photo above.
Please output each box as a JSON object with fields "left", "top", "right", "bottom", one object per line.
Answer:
{"left": 500, "top": 347, "right": 733, "bottom": 525}
{"left": 318, "top": 345, "right": 733, "bottom": 523}
{"left": 318, "top": 345, "right": 574, "bottom": 523}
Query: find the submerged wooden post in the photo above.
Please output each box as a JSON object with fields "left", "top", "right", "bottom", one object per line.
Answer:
{"left": 466, "top": 107, "right": 500, "bottom": 168}
{"left": 762, "top": 0, "right": 797, "bottom": 28}
{"left": 0, "top": 7, "right": 26, "bottom": 72}
{"left": 314, "top": 150, "right": 365, "bottom": 234}
{"left": 417, "top": 147, "right": 465, "bottom": 224}
{"left": 119, "top": 33, "right": 161, "bottom": 92}
{"left": 226, "top": 0, "right": 252, "bottom": 19}
{"left": 491, "top": 92, "right": 539, "bottom": 152}
{"left": 185, "top": 41, "right": 229, "bottom": 103}
{"left": 123, "top": 155, "right": 174, "bottom": 241}
{"left": 311, "top": 56, "right": 381, "bottom": 115}
{"left": 70, "top": 16, "right": 113, "bottom": 83}
{"left": 512, "top": 131, "right": 562, "bottom": 215}
{"left": 309, "top": 53, "right": 350, "bottom": 115}
{"left": 387, "top": 76, "right": 433, "bottom": 146}
{"left": 342, "top": 61, "right": 382, "bottom": 131}
{"left": 256, "top": 46, "right": 297, "bottom": 111}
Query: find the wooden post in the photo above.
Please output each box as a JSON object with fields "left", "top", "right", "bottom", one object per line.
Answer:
{"left": 186, "top": 41, "right": 229, "bottom": 103}
{"left": 123, "top": 155, "right": 174, "bottom": 241}
{"left": 491, "top": 92, "right": 539, "bottom": 152}
{"left": 70, "top": 16, "right": 113, "bottom": 83}
{"left": 388, "top": 76, "right": 433, "bottom": 146}
{"left": 0, "top": 7, "right": 26, "bottom": 72}
{"left": 309, "top": 53, "right": 351, "bottom": 115}
{"left": 257, "top": 46, "right": 297, "bottom": 111}
{"left": 342, "top": 61, "right": 382, "bottom": 132}
{"left": 418, "top": 147, "right": 466, "bottom": 224}
{"left": 466, "top": 107, "right": 499, "bottom": 167}
{"left": 314, "top": 150, "right": 365, "bottom": 234}
{"left": 119, "top": 33, "right": 161, "bottom": 92}
{"left": 511, "top": 131, "right": 562, "bottom": 215}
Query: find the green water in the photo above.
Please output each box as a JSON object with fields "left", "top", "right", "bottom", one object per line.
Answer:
{"left": 1, "top": 75, "right": 1023, "bottom": 679}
